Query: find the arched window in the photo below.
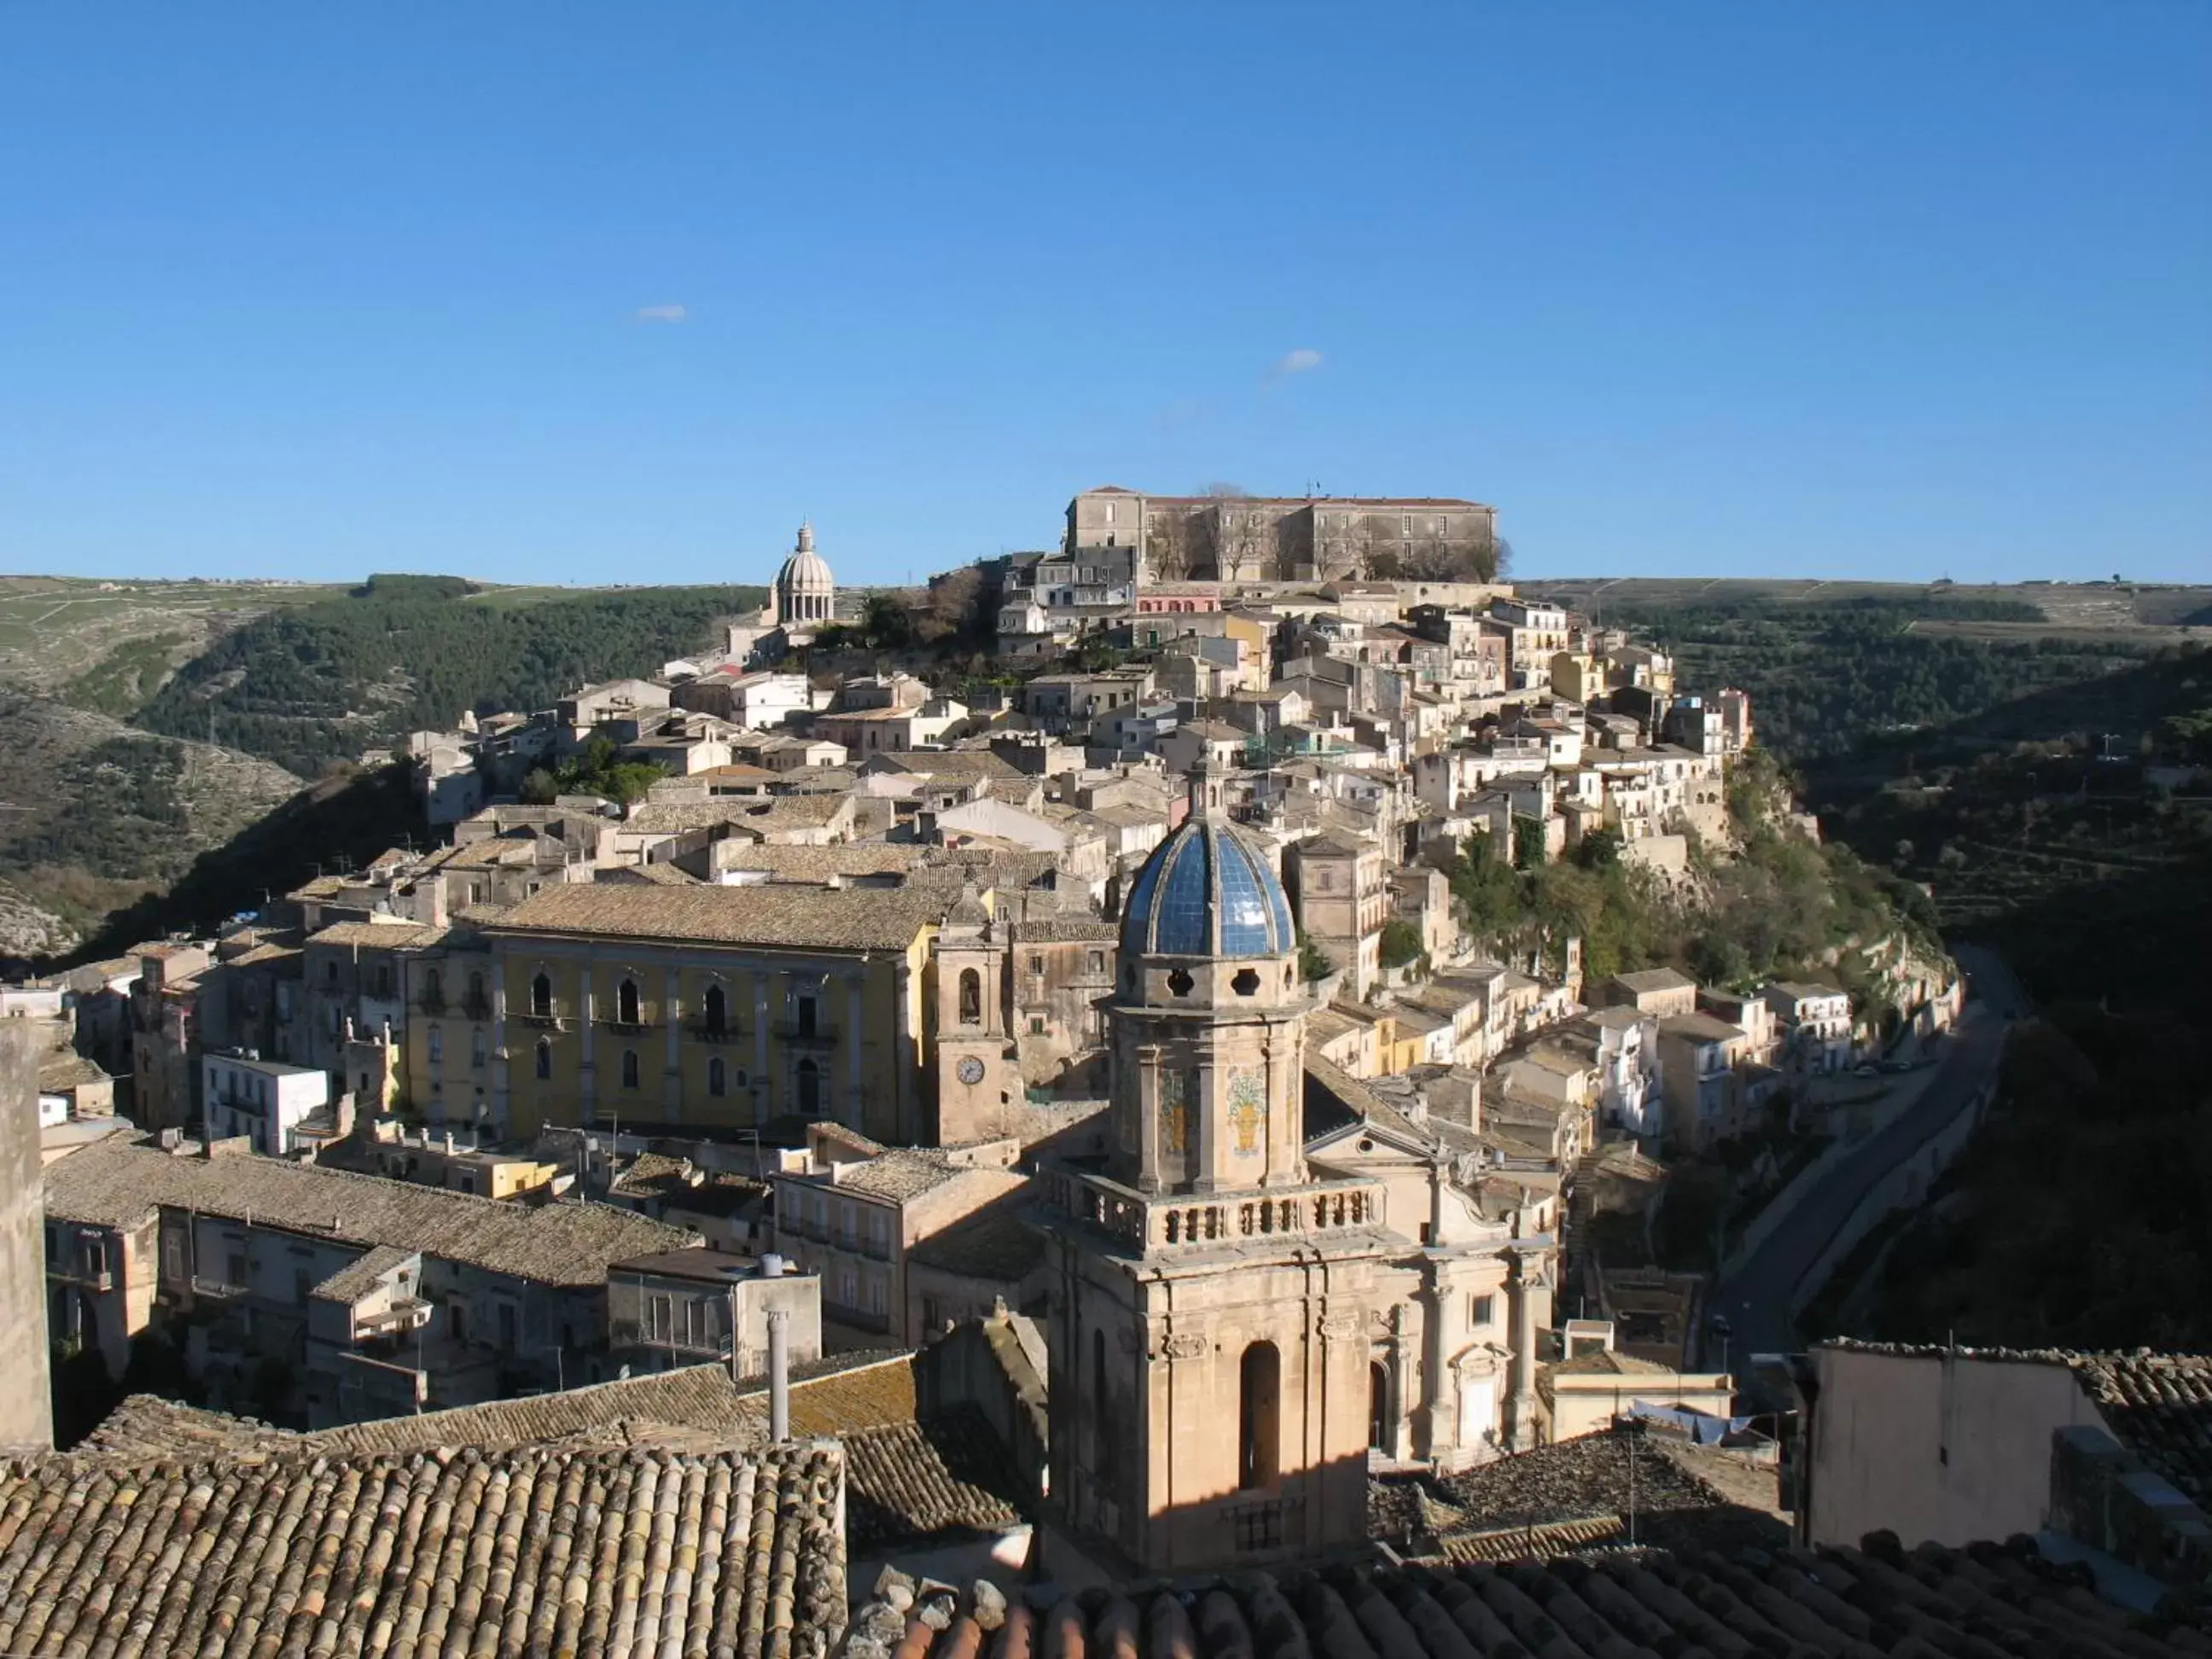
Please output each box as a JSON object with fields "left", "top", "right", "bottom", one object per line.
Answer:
{"left": 427, "top": 1025, "right": 442, "bottom": 1064}
{"left": 708, "top": 1057, "right": 726, "bottom": 1097}
{"left": 1369, "top": 1362, "right": 1392, "bottom": 1454}
{"left": 958, "top": 968, "right": 981, "bottom": 1026}
{"left": 620, "top": 1050, "right": 639, "bottom": 1090}
{"left": 424, "top": 969, "right": 442, "bottom": 1010}
{"left": 534, "top": 1039, "right": 551, "bottom": 1080}
{"left": 795, "top": 1058, "right": 821, "bottom": 1116}
{"left": 618, "top": 978, "right": 641, "bottom": 1026}
{"left": 1239, "top": 1341, "right": 1281, "bottom": 1490}
{"left": 703, "top": 983, "right": 727, "bottom": 1034}
{"left": 531, "top": 974, "right": 552, "bottom": 1017}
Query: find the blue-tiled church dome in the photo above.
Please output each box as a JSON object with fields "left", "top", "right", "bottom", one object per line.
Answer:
{"left": 1119, "top": 814, "right": 1296, "bottom": 961}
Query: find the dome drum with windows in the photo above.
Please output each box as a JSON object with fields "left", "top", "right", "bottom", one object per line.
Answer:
{"left": 1116, "top": 763, "right": 1304, "bottom": 1014}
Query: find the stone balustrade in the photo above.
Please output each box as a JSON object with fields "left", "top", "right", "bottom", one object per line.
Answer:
{"left": 1044, "top": 1165, "right": 1385, "bottom": 1254}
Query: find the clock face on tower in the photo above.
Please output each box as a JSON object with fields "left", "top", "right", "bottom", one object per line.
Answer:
{"left": 956, "top": 1057, "right": 986, "bottom": 1086}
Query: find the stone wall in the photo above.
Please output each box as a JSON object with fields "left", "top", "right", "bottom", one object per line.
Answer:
{"left": 0, "top": 1023, "right": 52, "bottom": 1450}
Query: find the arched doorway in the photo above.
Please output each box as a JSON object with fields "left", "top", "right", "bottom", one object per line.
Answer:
{"left": 1369, "top": 1361, "right": 1392, "bottom": 1455}
{"left": 1239, "top": 1341, "right": 1281, "bottom": 1489}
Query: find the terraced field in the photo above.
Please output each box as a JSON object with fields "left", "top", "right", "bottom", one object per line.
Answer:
{"left": 0, "top": 576, "right": 346, "bottom": 695}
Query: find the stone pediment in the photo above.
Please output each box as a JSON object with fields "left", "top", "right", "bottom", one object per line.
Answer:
{"left": 1451, "top": 1341, "right": 1514, "bottom": 1380}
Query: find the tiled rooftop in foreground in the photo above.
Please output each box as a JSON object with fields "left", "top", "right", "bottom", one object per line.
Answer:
{"left": 842, "top": 1536, "right": 2212, "bottom": 1658}
{"left": 0, "top": 1441, "right": 846, "bottom": 1659}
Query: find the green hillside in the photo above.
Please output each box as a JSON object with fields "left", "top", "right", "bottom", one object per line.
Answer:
{"left": 1810, "top": 647, "right": 2212, "bottom": 1349}
{"left": 133, "top": 574, "right": 765, "bottom": 777}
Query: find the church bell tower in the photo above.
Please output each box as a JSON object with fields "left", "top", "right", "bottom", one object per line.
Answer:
{"left": 1043, "top": 762, "right": 1398, "bottom": 1575}
{"left": 930, "top": 884, "right": 1019, "bottom": 1144}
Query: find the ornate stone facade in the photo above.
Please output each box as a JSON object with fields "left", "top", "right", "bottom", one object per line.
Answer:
{"left": 1044, "top": 764, "right": 1557, "bottom": 1575}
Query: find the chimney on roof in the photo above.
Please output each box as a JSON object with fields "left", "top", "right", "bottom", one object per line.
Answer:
{"left": 766, "top": 1308, "right": 791, "bottom": 1441}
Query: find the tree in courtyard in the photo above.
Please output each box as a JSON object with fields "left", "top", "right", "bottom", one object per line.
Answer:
{"left": 1378, "top": 917, "right": 1426, "bottom": 971}
{"left": 1297, "top": 929, "right": 1334, "bottom": 983}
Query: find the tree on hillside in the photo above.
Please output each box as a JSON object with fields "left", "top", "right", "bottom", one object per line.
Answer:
{"left": 859, "top": 593, "right": 916, "bottom": 652}
{"left": 919, "top": 567, "right": 988, "bottom": 649}
{"left": 522, "top": 736, "right": 665, "bottom": 806}
{"left": 1143, "top": 511, "right": 1203, "bottom": 584}
{"left": 1400, "top": 531, "right": 1508, "bottom": 585}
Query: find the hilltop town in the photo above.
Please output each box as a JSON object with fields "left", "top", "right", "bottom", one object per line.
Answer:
{"left": 26, "top": 484, "right": 2174, "bottom": 1646}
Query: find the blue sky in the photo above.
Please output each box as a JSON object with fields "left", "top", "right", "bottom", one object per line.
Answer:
{"left": 2, "top": 3, "right": 2205, "bottom": 587}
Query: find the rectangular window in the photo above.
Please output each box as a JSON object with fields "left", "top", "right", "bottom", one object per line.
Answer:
{"left": 1470, "top": 1294, "right": 1495, "bottom": 1328}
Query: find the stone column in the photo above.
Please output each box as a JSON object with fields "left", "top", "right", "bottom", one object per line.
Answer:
{"left": 1418, "top": 1266, "right": 1452, "bottom": 1461}
{"left": 1502, "top": 1251, "right": 1540, "bottom": 1452}
{"left": 892, "top": 958, "right": 914, "bottom": 1144}
{"left": 1191, "top": 1057, "right": 1218, "bottom": 1194}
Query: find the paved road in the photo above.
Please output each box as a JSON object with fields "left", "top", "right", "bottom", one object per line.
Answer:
{"left": 1703, "top": 946, "right": 2029, "bottom": 1386}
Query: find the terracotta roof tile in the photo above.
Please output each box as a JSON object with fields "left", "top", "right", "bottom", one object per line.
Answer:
{"left": 46, "top": 1137, "right": 695, "bottom": 1286}
{"left": 849, "top": 1527, "right": 2212, "bottom": 1659}
{"left": 841, "top": 1408, "right": 1026, "bottom": 1551}
{"left": 2071, "top": 1352, "right": 2212, "bottom": 1510}
{"left": 0, "top": 1442, "right": 847, "bottom": 1656}
{"left": 489, "top": 882, "right": 943, "bottom": 952}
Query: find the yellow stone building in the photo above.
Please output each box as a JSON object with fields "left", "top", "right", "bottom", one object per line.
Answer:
{"left": 478, "top": 884, "right": 948, "bottom": 1144}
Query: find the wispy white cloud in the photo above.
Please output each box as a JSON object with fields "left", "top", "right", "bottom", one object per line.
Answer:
{"left": 632, "top": 303, "right": 690, "bottom": 323}
{"left": 1266, "top": 346, "right": 1323, "bottom": 381}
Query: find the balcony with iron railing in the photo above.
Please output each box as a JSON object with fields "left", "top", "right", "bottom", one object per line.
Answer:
{"left": 771, "top": 1019, "right": 839, "bottom": 1047}
{"left": 687, "top": 1022, "right": 742, "bottom": 1045}
{"left": 1040, "top": 1164, "right": 1388, "bottom": 1256}
{"left": 516, "top": 1009, "right": 566, "bottom": 1030}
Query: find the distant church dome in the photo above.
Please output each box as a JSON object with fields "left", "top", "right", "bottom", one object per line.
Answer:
{"left": 773, "top": 521, "right": 835, "bottom": 625}
{"left": 1119, "top": 806, "right": 1295, "bottom": 962}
